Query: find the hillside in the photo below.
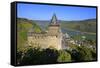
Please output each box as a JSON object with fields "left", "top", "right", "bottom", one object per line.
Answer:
{"left": 17, "top": 18, "right": 41, "bottom": 50}
{"left": 61, "top": 19, "right": 96, "bottom": 33}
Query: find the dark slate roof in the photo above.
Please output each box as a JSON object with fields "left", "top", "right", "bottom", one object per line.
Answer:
{"left": 50, "top": 14, "right": 59, "bottom": 26}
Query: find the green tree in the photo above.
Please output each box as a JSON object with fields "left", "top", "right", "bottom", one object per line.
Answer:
{"left": 21, "top": 47, "right": 42, "bottom": 65}
{"left": 40, "top": 48, "right": 58, "bottom": 64}
{"left": 57, "top": 50, "right": 71, "bottom": 62}
{"left": 70, "top": 46, "right": 96, "bottom": 61}
{"left": 20, "top": 48, "right": 59, "bottom": 65}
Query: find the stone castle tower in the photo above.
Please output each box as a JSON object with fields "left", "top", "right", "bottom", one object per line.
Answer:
{"left": 27, "top": 14, "right": 62, "bottom": 50}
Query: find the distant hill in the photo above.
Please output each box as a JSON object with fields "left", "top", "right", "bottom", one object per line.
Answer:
{"left": 32, "top": 19, "right": 96, "bottom": 33}
{"left": 61, "top": 19, "right": 96, "bottom": 33}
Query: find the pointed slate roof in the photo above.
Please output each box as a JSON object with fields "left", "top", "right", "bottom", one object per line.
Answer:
{"left": 50, "top": 14, "right": 59, "bottom": 26}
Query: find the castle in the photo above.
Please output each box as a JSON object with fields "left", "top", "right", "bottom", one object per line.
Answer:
{"left": 27, "top": 14, "right": 63, "bottom": 50}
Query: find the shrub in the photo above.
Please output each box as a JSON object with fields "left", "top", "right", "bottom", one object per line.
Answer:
{"left": 57, "top": 50, "right": 71, "bottom": 62}
{"left": 70, "top": 46, "right": 96, "bottom": 61}
{"left": 20, "top": 48, "right": 59, "bottom": 65}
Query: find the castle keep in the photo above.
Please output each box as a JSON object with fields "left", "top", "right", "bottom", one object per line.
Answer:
{"left": 27, "top": 14, "right": 63, "bottom": 50}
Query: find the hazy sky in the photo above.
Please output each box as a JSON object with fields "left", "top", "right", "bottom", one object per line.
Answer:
{"left": 17, "top": 3, "right": 96, "bottom": 21}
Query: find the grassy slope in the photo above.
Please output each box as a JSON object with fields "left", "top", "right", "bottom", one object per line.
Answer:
{"left": 17, "top": 18, "right": 41, "bottom": 51}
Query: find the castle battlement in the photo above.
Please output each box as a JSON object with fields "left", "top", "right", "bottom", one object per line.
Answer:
{"left": 27, "top": 14, "right": 63, "bottom": 50}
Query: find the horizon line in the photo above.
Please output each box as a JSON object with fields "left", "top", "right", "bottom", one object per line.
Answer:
{"left": 17, "top": 17, "right": 96, "bottom": 21}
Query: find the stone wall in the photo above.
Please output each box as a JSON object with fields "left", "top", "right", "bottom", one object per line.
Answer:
{"left": 27, "top": 33, "right": 62, "bottom": 50}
